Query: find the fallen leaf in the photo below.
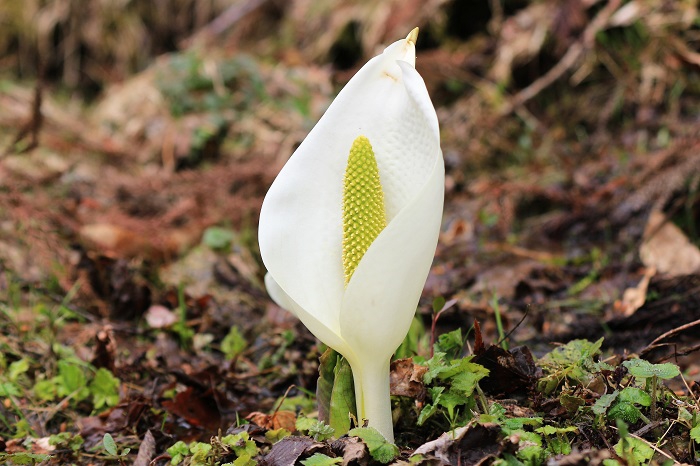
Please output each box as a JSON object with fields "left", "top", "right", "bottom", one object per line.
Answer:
{"left": 259, "top": 436, "right": 330, "bottom": 466}
{"left": 133, "top": 430, "right": 156, "bottom": 466}
{"left": 161, "top": 386, "right": 221, "bottom": 431}
{"left": 330, "top": 436, "right": 367, "bottom": 466}
{"left": 640, "top": 211, "right": 700, "bottom": 276}
{"left": 390, "top": 358, "right": 427, "bottom": 400}
{"left": 473, "top": 345, "right": 542, "bottom": 396}
{"left": 413, "top": 422, "right": 509, "bottom": 465}
{"left": 614, "top": 267, "right": 656, "bottom": 316}
{"left": 246, "top": 410, "right": 297, "bottom": 432}
{"left": 80, "top": 223, "right": 150, "bottom": 258}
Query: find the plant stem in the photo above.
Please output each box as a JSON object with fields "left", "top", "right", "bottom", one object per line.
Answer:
{"left": 350, "top": 356, "right": 393, "bottom": 442}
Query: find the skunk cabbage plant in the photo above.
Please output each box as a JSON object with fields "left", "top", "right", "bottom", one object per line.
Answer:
{"left": 258, "top": 28, "right": 444, "bottom": 442}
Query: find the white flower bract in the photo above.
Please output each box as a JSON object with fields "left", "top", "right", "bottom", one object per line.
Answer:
{"left": 258, "top": 29, "right": 444, "bottom": 442}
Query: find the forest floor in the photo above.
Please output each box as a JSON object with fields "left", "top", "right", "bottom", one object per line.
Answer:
{"left": 1, "top": 0, "right": 700, "bottom": 464}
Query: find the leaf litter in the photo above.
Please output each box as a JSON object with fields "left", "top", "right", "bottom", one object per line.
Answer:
{"left": 0, "top": 0, "right": 700, "bottom": 464}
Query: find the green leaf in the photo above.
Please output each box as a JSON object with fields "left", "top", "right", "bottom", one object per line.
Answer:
{"left": 233, "top": 453, "right": 257, "bottom": 466}
{"left": 517, "top": 442, "right": 545, "bottom": 464}
{"left": 190, "top": 442, "right": 212, "bottom": 461}
{"left": 265, "top": 428, "right": 292, "bottom": 444}
{"left": 537, "top": 338, "right": 606, "bottom": 394}
{"left": 0, "top": 452, "right": 52, "bottom": 465}
{"left": 329, "top": 354, "right": 356, "bottom": 436}
{"left": 545, "top": 436, "right": 572, "bottom": 455}
{"left": 103, "top": 433, "right": 118, "bottom": 456}
{"left": 417, "top": 402, "right": 438, "bottom": 426}
{"left": 489, "top": 403, "right": 506, "bottom": 419}
{"left": 432, "top": 296, "right": 446, "bottom": 313}
{"left": 424, "top": 354, "right": 488, "bottom": 385}
{"left": 435, "top": 328, "right": 463, "bottom": 358}
{"left": 295, "top": 416, "right": 317, "bottom": 433}
{"left": 690, "top": 425, "right": 700, "bottom": 442}
{"left": 309, "top": 420, "right": 335, "bottom": 442}
{"left": 202, "top": 226, "right": 235, "bottom": 250}
{"left": 49, "top": 432, "right": 84, "bottom": 452}
{"left": 539, "top": 338, "right": 603, "bottom": 368}
{"left": 348, "top": 427, "right": 399, "bottom": 464}
{"left": 450, "top": 363, "right": 489, "bottom": 395}
{"left": 89, "top": 368, "right": 120, "bottom": 409}
{"left": 35, "top": 379, "right": 59, "bottom": 400}
{"left": 317, "top": 348, "right": 338, "bottom": 425}
{"left": 221, "top": 432, "right": 258, "bottom": 457}
{"left": 423, "top": 352, "right": 449, "bottom": 383}
{"left": 602, "top": 460, "right": 623, "bottom": 466}
{"left": 0, "top": 381, "right": 21, "bottom": 397}
{"left": 535, "top": 425, "right": 578, "bottom": 435}
{"left": 296, "top": 418, "right": 335, "bottom": 441}
{"left": 618, "top": 387, "right": 652, "bottom": 407}
{"left": 300, "top": 453, "right": 343, "bottom": 465}
{"left": 58, "top": 360, "right": 89, "bottom": 400}
{"left": 437, "top": 390, "right": 468, "bottom": 419}
{"left": 608, "top": 402, "right": 642, "bottom": 423}
{"left": 614, "top": 435, "right": 654, "bottom": 463}
{"left": 8, "top": 358, "right": 30, "bottom": 381}
{"left": 592, "top": 391, "right": 619, "bottom": 416}
{"left": 417, "top": 386, "right": 444, "bottom": 425}
{"left": 221, "top": 326, "right": 247, "bottom": 360}
{"left": 502, "top": 417, "right": 543, "bottom": 432}
{"left": 166, "top": 440, "right": 190, "bottom": 465}
{"left": 623, "top": 359, "right": 680, "bottom": 380}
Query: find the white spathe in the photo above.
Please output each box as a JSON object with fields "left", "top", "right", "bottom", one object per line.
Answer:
{"left": 258, "top": 30, "right": 444, "bottom": 442}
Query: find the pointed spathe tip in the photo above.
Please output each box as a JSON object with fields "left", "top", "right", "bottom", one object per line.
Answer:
{"left": 406, "top": 27, "right": 419, "bottom": 45}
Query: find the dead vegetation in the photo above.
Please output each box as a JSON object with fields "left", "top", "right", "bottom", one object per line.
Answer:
{"left": 1, "top": 0, "right": 700, "bottom": 464}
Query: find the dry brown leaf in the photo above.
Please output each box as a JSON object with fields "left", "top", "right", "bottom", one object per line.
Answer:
{"left": 330, "top": 436, "right": 367, "bottom": 466}
{"left": 133, "top": 430, "right": 157, "bottom": 466}
{"left": 246, "top": 410, "right": 297, "bottom": 431}
{"left": 640, "top": 211, "right": 700, "bottom": 276}
{"left": 390, "top": 358, "right": 427, "bottom": 399}
{"left": 260, "top": 436, "right": 330, "bottom": 466}
{"left": 80, "top": 223, "right": 150, "bottom": 258}
{"left": 614, "top": 267, "right": 656, "bottom": 317}
{"left": 413, "top": 422, "right": 507, "bottom": 465}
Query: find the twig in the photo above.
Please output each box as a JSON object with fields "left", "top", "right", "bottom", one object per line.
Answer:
{"left": 3, "top": 80, "right": 43, "bottom": 157}
{"left": 639, "top": 318, "right": 700, "bottom": 358}
{"left": 181, "top": 0, "right": 271, "bottom": 48}
{"left": 500, "top": 0, "right": 623, "bottom": 115}
{"left": 429, "top": 299, "right": 458, "bottom": 357}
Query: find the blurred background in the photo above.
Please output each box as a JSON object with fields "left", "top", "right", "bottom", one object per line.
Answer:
{"left": 1, "top": 0, "right": 700, "bottom": 347}
{"left": 1, "top": 0, "right": 700, "bottom": 458}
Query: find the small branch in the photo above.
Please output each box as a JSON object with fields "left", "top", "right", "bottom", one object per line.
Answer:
{"left": 500, "top": 0, "right": 623, "bottom": 116}
{"left": 430, "top": 299, "right": 458, "bottom": 357}
{"left": 181, "top": 0, "right": 272, "bottom": 48}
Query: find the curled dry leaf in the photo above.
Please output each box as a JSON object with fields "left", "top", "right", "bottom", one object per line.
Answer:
{"left": 640, "top": 210, "right": 700, "bottom": 276}
{"left": 390, "top": 358, "right": 427, "bottom": 400}
{"left": 133, "top": 430, "right": 157, "bottom": 466}
{"left": 330, "top": 436, "right": 367, "bottom": 466}
{"left": 614, "top": 267, "right": 656, "bottom": 317}
{"left": 473, "top": 344, "right": 542, "bottom": 396}
{"left": 80, "top": 223, "right": 150, "bottom": 258}
{"left": 413, "top": 422, "right": 508, "bottom": 465}
{"left": 245, "top": 410, "right": 297, "bottom": 431}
